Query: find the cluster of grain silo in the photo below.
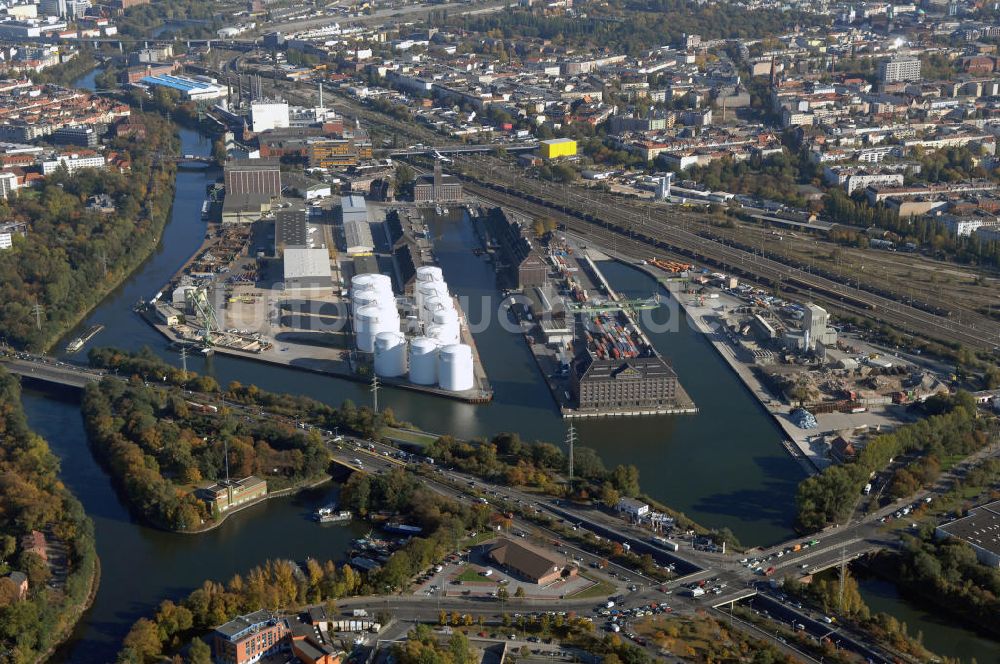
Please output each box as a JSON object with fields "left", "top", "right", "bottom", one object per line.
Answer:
{"left": 353, "top": 267, "right": 474, "bottom": 393}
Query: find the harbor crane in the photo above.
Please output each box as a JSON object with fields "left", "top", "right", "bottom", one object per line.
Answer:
{"left": 566, "top": 296, "right": 659, "bottom": 315}
{"left": 186, "top": 286, "right": 223, "bottom": 345}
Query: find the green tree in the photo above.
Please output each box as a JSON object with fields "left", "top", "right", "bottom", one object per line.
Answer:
{"left": 610, "top": 465, "right": 641, "bottom": 497}
{"left": 187, "top": 638, "right": 211, "bottom": 664}
{"left": 121, "top": 618, "right": 163, "bottom": 663}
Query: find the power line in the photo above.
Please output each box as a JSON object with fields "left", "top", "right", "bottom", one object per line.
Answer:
{"left": 180, "top": 345, "right": 188, "bottom": 375}
{"left": 566, "top": 423, "right": 576, "bottom": 482}
{"left": 31, "top": 303, "right": 43, "bottom": 331}
{"left": 371, "top": 374, "right": 380, "bottom": 415}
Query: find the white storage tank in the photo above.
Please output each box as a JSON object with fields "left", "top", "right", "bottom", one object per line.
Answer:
{"left": 415, "top": 280, "right": 448, "bottom": 311}
{"left": 432, "top": 307, "right": 459, "bottom": 328}
{"left": 426, "top": 321, "right": 460, "bottom": 346}
{"left": 352, "top": 291, "right": 380, "bottom": 314}
{"left": 415, "top": 265, "right": 444, "bottom": 285}
{"left": 354, "top": 305, "right": 396, "bottom": 353}
{"left": 421, "top": 294, "right": 453, "bottom": 324}
{"left": 373, "top": 331, "right": 407, "bottom": 377}
{"left": 351, "top": 273, "right": 393, "bottom": 300}
{"left": 438, "top": 344, "right": 474, "bottom": 392}
{"left": 430, "top": 307, "right": 461, "bottom": 345}
{"left": 408, "top": 336, "right": 439, "bottom": 385}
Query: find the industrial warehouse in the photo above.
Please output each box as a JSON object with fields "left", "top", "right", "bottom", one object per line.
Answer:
{"left": 143, "top": 177, "right": 493, "bottom": 403}
{"left": 474, "top": 208, "right": 694, "bottom": 418}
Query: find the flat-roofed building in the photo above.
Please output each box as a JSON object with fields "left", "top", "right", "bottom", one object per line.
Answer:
{"left": 197, "top": 476, "right": 267, "bottom": 516}
{"left": 283, "top": 246, "right": 332, "bottom": 290}
{"left": 213, "top": 610, "right": 288, "bottom": 664}
{"left": 221, "top": 193, "right": 273, "bottom": 224}
{"left": 936, "top": 499, "right": 1000, "bottom": 568}
{"left": 616, "top": 497, "right": 650, "bottom": 518}
{"left": 275, "top": 207, "right": 308, "bottom": 256}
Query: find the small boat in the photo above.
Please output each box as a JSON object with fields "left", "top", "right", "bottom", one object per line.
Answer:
{"left": 65, "top": 324, "right": 104, "bottom": 354}
{"left": 201, "top": 200, "right": 210, "bottom": 219}
{"left": 314, "top": 504, "right": 351, "bottom": 523}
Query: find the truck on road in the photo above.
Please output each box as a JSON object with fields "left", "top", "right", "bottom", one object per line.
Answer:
{"left": 651, "top": 536, "right": 680, "bottom": 551}
{"left": 352, "top": 609, "right": 369, "bottom": 617}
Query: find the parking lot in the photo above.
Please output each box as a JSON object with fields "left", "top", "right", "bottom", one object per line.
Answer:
{"left": 410, "top": 546, "right": 607, "bottom": 599}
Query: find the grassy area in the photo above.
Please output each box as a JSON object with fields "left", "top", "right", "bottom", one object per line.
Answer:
{"left": 567, "top": 574, "right": 616, "bottom": 600}
{"left": 938, "top": 454, "right": 966, "bottom": 472}
{"left": 464, "top": 530, "right": 500, "bottom": 546}
{"left": 386, "top": 427, "right": 440, "bottom": 447}
{"left": 457, "top": 568, "right": 496, "bottom": 584}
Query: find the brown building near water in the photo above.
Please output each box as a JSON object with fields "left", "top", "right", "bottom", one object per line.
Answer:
{"left": 487, "top": 538, "right": 573, "bottom": 585}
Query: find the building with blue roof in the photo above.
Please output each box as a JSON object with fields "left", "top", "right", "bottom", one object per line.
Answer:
{"left": 137, "top": 74, "right": 226, "bottom": 101}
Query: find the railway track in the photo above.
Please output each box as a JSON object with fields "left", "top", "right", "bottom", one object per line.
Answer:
{"left": 224, "top": 70, "right": 998, "bottom": 351}
{"left": 458, "top": 172, "right": 999, "bottom": 352}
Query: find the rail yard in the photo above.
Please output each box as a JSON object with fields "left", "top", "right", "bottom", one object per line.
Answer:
{"left": 453, "top": 163, "right": 1000, "bottom": 353}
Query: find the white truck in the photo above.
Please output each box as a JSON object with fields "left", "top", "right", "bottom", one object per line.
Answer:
{"left": 352, "top": 609, "right": 369, "bottom": 617}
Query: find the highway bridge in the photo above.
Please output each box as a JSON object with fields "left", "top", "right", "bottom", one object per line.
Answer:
{"left": 1, "top": 356, "right": 105, "bottom": 389}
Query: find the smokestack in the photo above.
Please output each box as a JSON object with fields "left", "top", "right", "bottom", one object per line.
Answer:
{"left": 319, "top": 81, "right": 324, "bottom": 108}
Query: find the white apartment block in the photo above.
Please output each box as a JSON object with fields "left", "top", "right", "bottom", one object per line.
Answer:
{"left": 41, "top": 154, "right": 106, "bottom": 175}
{"left": 879, "top": 57, "right": 921, "bottom": 83}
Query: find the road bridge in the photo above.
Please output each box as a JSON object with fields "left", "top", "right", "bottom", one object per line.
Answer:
{"left": 1, "top": 357, "right": 104, "bottom": 389}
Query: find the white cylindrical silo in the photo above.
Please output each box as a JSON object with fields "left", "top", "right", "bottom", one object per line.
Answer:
{"left": 354, "top": 305, "right": 394, "bottom": 353}
{"left": 374, "top": 331, "right": 407, "bottom": 377}
{"left": 430, "top": 307, "right": 461, "bottom": 345}
{"left": 437, "top": 344, "right": 474, "bottom": 392}
{"left": 351, "top": 273, "right": 393, "bottom": 300}
{"left": 408, "top": 336, "right": 439, "bottom": 385}
{"left": 352, "top": 291, "right": 380, "bottom": 314}
{"left": 432, "top": 307, "right": 459, "bottom": 328}
{"left": 415, "top": 265, "right": 444, "bottom": 285}
{"left": 421, "top": 294, "right": 453, "bottom": 325}
{"left": 415, "top": 280, "right": 448, "bottom": 311}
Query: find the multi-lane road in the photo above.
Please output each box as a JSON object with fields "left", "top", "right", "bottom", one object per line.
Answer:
{"left": 6, "top": 354, "right": 987, "bottom": 661}
{"left": 327, "top": 434, "right": 914, "bottom": 662}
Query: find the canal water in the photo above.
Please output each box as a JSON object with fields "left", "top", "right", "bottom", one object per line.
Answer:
{"left": 19, "top": 68, "right": 813, "bottom": 660}
{"left": 857, "top": 576, "right": 1000, "bottom": 663}
{"left": 24, "top": 389, "right": 366, "bottom": 664}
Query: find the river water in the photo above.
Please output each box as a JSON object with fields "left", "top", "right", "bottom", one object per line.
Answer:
{"left": 857, "top": 577, "right": 1000, "bottom": 664}
{"left": 20, "top": 69, "right": 813, "bottom": 660}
